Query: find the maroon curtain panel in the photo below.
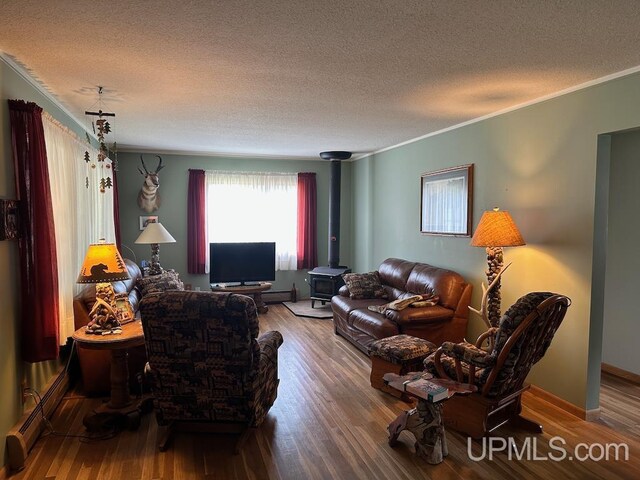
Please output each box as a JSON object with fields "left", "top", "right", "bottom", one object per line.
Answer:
{"left": 113, "top": 167, "right": 122, "bottom": 251}
{"left": 187, "top": 169, "right": 206, "bottom": 274}
{"left": 297, "top": 172, "right": 318, "bottom": 269}
{"left": 9, "top": 100, "right": 60, "bottom": 362}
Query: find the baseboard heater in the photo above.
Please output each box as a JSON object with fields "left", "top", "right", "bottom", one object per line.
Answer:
{"left": 263, "top": 287, "right": 297, "bottom": 304}
{"left": 6, "top": 367, "right": 70, "bottom": 471}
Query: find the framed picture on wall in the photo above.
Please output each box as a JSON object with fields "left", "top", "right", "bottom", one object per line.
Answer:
{"left": 420, "top": 164, "right": 473, "bottom": 236}
{"left": 139, "top": 215, "right": 158, "bottom": 230}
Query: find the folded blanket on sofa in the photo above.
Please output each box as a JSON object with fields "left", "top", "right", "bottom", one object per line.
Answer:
{"left": 368, "top": 293, "right": 439, "bottom": 314}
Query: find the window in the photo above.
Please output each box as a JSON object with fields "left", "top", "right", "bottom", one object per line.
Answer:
{"left": 205, "top": 171, "right": 298, "bottom": 271}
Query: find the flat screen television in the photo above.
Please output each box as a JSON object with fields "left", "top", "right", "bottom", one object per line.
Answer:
{"left": 209, "top": 242, "right": 276, "bottom": 286}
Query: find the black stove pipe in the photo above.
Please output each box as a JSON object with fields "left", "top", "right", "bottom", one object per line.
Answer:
{"left": 328, "top": 160, "right": 341, "bottom": 268}
{"left": 320, "top": 151, "right": 352, "bottom": 269}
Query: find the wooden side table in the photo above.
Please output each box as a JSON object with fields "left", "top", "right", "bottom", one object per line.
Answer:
{"left": 72, "top": 321, "right": 149, "bottom": 430}
{"left": 384, "top": 373, "right": 476, "bottom": 464}
{"left": 210, "top": 282, "right": 272, "bottom": 314}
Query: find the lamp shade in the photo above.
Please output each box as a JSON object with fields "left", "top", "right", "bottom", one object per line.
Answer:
{"left": 77, "top": 242, "right": 130, "bottom": 283}
{"left": 471, "top": 208, "right": 525, "bottom": 247}
{"left": 135, "top": 222, "right": 176, "bottom": 244}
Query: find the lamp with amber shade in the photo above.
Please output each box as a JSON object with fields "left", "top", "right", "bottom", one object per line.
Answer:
{"left": 77, "top": 240, "right": 130, "bottom": 333}
{"left": 471, "top": 208, "right": 525, "bottom": 327}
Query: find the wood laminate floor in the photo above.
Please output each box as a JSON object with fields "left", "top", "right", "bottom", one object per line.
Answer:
{"left": 11, "top": 305, "right": 640, "bottom": 479}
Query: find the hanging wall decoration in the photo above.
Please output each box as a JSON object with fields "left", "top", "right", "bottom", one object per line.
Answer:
{"left": 83, "top": 86, "right": 117, "bottom": 193}
{"left": 137, "top": 155, "right": 164, "bottom": 212}
{"left": 0, "top": 199, "right": 20, "bottom": 240}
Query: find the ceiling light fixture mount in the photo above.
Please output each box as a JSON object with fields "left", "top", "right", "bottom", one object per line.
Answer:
{"left": 320, "top": 151, "right": 352, "bottom": 161}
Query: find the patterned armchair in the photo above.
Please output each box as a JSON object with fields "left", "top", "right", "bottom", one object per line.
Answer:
{"left": 140, "top": 290, "right": 283, "bottom": 451}
{"left": 424, "top": 292, "right": 570, "bottom": 438}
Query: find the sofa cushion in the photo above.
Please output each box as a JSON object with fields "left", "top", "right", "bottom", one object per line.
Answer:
{"left": 342, "top": 271, "right": 387, "bottom": 299}
{"left": 136, "top": 270, "right": 184, "bottom": 297}
{"left": 378, "top": 258, "right": 415, "bottom": 291}
{"left": 350, "top": 309, "right": 399, "bottom": 339}
{"left": 332, "top": 295, "right": 387, "bottom": 323}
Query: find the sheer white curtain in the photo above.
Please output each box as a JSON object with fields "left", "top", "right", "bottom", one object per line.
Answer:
{"left": 42, "top": 113, "right": 116, "bottom": 341}
{"left": 421, "top": 176, "right": 467, "bottom": 233}
{"left": 205, "top": 171, "right": 298, "bottom": 271}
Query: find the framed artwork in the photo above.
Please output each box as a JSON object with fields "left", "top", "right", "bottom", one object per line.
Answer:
{"left": 0, "top": 199, "right": 20, "bottom": 241}
{"left": 114, "top": 293, "right": 135, "bottom": 324}
{"left": 139, "top": 215, "right": 158, "bottom": 230}
{"left": 420, "top": 164, "right": 473, "bottom": 237}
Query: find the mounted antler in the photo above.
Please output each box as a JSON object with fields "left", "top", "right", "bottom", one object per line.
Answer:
{"left": 469, "top": 262, "right": 512, "bottom": 329}
{"left": 138, "top": 155, "right": 149, "bottom": 175}
{"left": 137, "top": 155, "right": 164, "bottom": 213}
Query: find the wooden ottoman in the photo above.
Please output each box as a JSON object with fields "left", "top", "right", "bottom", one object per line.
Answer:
{"left": 369, "top": 335, "right": 436, "bottom": 401}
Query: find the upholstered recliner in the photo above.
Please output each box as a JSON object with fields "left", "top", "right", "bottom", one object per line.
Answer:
{"left": 140, "top": 291, "right": 283, "bottom": 451}
{"left": 424, "top": 292, "right": 570, "bottom": 439}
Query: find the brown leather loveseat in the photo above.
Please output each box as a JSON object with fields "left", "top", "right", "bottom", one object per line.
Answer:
{"left": 73, "top": 258, "right": 146, "bottom": 394}
{"left": 331, "top": 258, "right": 472, "bottom": 354}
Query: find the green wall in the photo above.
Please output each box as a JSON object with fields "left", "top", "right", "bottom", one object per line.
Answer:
{"left": 116, "top": 152, "right": 352, "bottom": 293}
{"left": 0, "top": 55, "right": 88, "bottom": 469}
{"left": 601, "top": 129, "right": 640, "bottom": 374}
{"left": 350, "top": 72, "right": 640, "bottom": 410}
{"left": 2, "top": 54, "right": 640, "bottom": 473}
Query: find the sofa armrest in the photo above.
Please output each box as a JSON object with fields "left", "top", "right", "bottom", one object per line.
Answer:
{"left": 73, "top": 297, "right": 91, "bottom": 330}
{"left": 454, "top": 283, "right": 473, "bottom": 320}
{"left": 440, "top": 341, "right": 495, "bottom": 368}
{"left": 384, "top": 305, "right": 453, "bottom": 326}
{"left": 338, "top": 285, "right": 350, "bottom": 297}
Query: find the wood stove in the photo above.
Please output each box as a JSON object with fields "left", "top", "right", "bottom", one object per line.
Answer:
{"left": 308, "top": 151, "right": 352, "bottom": 308}
{"left": 308, "top": 266, "right": 351, "bottom": 308}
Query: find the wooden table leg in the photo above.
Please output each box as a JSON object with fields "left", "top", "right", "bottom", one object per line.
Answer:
{"left": 388, "top": 409, "right": 411, "bottom": 447}
{"left": 253, "top": 292, "right": 268, "bottom": 314}
{"left": 109, "top": 348, "right": 131, "bottom": 408}
{"left": 387, "top": 400, "right": 448, "bottom": 464}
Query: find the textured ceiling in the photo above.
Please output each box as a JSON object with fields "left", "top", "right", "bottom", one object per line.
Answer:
{"left": 1, "top": 1, "right": 640, "bottom": 158}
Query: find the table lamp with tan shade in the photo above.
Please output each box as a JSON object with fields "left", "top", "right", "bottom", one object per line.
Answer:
{"left": 77, "top": 240, "right": 130, "bottom": 333}
{"left": 135, "top": 221, "right": 176, "bottom": 275}
{"left": 470, "top": 208, "right": 525, "bottom": 328}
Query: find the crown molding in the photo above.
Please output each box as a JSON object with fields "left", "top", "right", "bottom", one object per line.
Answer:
{"left": 0, "top": 52, "right": 98, "bottom": 142}
{"left": 354, "top": 63, "right": 640, "bottom": 161}
{"left": 116, "top": 145, "right": 323, "bottom": 161}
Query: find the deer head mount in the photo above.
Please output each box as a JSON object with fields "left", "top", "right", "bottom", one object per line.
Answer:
{"left": 137, "top": 155, "right": 164, "bottom": 213}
